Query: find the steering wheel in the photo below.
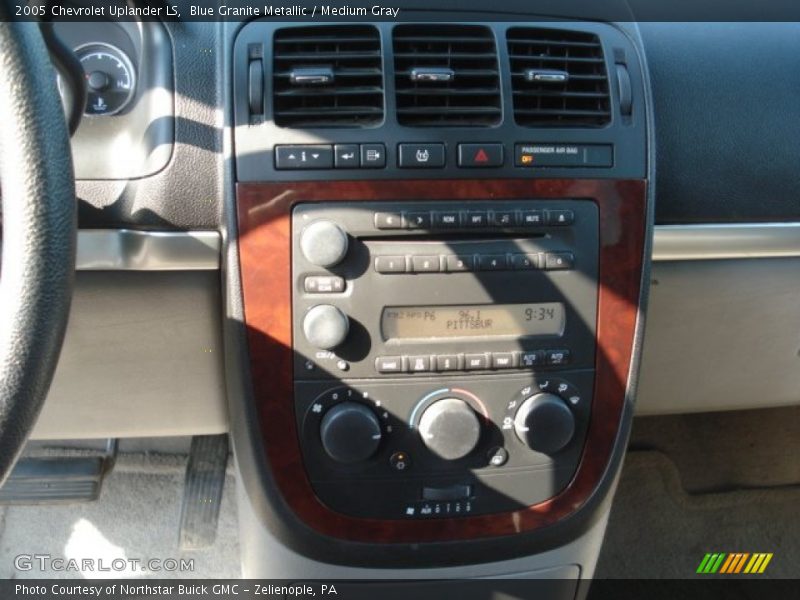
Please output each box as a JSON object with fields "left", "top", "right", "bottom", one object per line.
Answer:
{"left": 0, "top": 18, "right": 76, "bottom": 483}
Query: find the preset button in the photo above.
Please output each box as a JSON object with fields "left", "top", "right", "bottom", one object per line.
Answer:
{"left": 374, "top": 256, "right": 406, "bottom": 273}
{"left": 511, "top": 253, "right": 539, "bottom": 270}
{"left": 446, "top": 255, "right": 474, "bottom": 272}
{"left": 478, "top": 254, "right": 508, "bottom": 271}
{"left": 545, "top": 252, "right": 575, "bottom": 270}
{"left": 411, "top": 255, "right": 441, "bottom": 273}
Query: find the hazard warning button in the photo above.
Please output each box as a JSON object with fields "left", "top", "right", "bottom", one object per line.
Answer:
{"left": 457, "top": 143, "right": 504, "bottom": 168}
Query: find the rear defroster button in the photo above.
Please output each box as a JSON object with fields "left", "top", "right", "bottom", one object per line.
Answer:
{"left": 487, "top": 446, "right": 509, "bottom": 467}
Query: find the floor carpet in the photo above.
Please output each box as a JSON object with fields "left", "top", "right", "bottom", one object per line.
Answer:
{"left": 595, "top": 450, "right": 799, "bottom": 579}
{"left": 0, "top": 452, "right": 240, "bottom": 579}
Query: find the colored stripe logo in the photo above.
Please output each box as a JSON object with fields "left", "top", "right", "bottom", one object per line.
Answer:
{"left": 697, "top": 552, "right": 773, "bottom": 574}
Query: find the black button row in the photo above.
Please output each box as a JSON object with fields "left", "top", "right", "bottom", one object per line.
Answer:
{"left": 275, "top": 143, "right": 614, "bottom": 170}
{"left": 375, "top": 350, "right": 571, "bottom": 373}
{"left": 374, "top": 252, "right": 574, "bottom": 274}
{"left": 276, "top": 144, "right": 385, "bottom": 170}
{"left": 374, "top": 209, "right": 573, "bottom": 231}
{"left": 398, "top": 143, "right": 504, "bottom": 168}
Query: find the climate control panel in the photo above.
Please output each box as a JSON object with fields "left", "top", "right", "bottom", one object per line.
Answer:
{"left": 296, "top": 373, "right": 593, "bottom": 519}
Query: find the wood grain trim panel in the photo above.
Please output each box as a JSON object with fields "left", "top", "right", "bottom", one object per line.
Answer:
{"left": 237, "top": 178, "right": 647, "bottom": 543}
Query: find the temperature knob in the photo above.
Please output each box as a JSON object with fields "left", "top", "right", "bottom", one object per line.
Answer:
{"left": 300, "top": 220, "right": 349, "bottom": 268}
{"left": 303, "top": 304, "right": 349, "bottom": 350}
{"left": 514, "top": 393, "right": 575, "bottom": 455}
{"left": 418, "top": 398, "right": 481, "bottom": 461}
{"left": 320, "top": 402, "right": 382, "bottom": 464}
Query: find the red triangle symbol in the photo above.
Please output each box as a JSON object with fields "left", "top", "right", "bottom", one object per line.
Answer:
{"left": 474, "top": 148, "right": 489, "bottom": 163}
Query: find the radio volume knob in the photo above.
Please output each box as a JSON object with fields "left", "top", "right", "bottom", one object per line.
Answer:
{"left": 418, "top": 398, "right": 481, "bottom": 461}
{"left": 303, "top": 304, "right": 349, "bottom": 350}
{"left": 514, "top": 393, "right": 575, "bottom": 455}
{"left": 320, "top": 402, "right": 382, "bottom": 464}
{"left": 300, "top": 220, "right": 349, "bottom": 268}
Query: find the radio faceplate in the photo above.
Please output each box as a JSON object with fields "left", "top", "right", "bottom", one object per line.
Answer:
{"left": 290, "top": 199, "right": 601, "bottom": 520}
{"left": 292, "top": 200, "right": 600, "bottom": 381}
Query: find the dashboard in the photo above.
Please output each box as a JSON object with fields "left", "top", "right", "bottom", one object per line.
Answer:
{"left": 27, "top": 4, "right": 800, "bottom": 590}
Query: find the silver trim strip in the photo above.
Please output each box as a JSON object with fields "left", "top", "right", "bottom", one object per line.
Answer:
{"left": 76, "top": 230, "right": 220, "bottom": 271}
{"left": 652, "top": 223, "right": 800, "bottom": 261}
{"left": 72, "top": 224, "right": 800, "bottom": 271}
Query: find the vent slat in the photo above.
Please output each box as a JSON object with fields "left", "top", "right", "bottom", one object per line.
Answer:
{"left": 397, "top": 107, "right": 502, "bottom": 115}
{"left": 272, "top": 25, "right": 384, "bottom": 128}
{"left": 275, "top": 86, "right": 384, "bottom": 97}
{"left": 393, "top": 35, "right": 496, "bottom": 44}
{"left": 274, "top": 52, "right": 381, "bottom": 61}
{"left": 515, "top": 109, "right": 611, "bottom": 117}
{"left": 513, "top": 90, "right": 608, "bottom": 99}
{"left": 274, "top": 69, "right": 382, "bottom": 78}
{"left": 508, "top": 27, "right": 611, "bottom": 128}
{"left": 275, "top": 36, "right": 377, "bottom": 45}
{"left": 393, "top": 52, "right": 498, "bottom": 60}
{"left": 396, "top": 88, "right": 500, "bottom": 97}
{"left": 511, "top": 72, "right": 606, "bottom": 81}
{"left": 393, "top": 25, "right": 502, "bottom": 127}
{"left": 275, "top": 107, "right": 385, "bottom": 116}
{"left": 396, "top": 68, "right": 498, "bottom": 78}
{"left": 507, "top": 54, "right": 605, "bottom": 65}
{"left": 507, "top": 38, "right": 601, "bottom": 48}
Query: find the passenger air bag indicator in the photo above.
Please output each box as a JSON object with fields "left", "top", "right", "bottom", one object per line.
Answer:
{"left": 515, "top": 143, "right": 613, "bottom": 168}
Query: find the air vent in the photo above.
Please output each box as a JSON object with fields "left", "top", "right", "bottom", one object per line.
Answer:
{"left": 393, "top": 25, "right": 501, "bottom": 127}
{"left": 507, "top": 28, "right": 611, "bottom": 127}
{"left": 272, "top": 25, "right": 384, "bottom": 127}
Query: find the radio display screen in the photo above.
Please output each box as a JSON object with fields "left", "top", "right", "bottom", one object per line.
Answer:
{"left": 381, "top": 303, "right": 565, "bottom": 340}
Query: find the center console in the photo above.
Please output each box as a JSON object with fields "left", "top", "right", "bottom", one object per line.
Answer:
{"left": 292, "top": 200, "right": 598, "bottom": 519}
{"left": 228, "top": 14, "right": 652, "bottom": 576}
{"left": 237, "top": 176, "right": 646, "bottom": 550}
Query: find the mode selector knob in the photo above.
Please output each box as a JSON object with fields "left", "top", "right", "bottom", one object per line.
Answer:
{"left": 514, "top": 393, "right": 575, "bottom": 455}
{"left": 418, "top": 398, "right": 481, "bottom": 461}
{"left": 303, "top": 304, "right": 349, "bottom": 350}
{"left": 320, "top": 402, "right": 382, "bottom": 464}
{"left": 300, "top": 220, "right": 349, "bottom": 268}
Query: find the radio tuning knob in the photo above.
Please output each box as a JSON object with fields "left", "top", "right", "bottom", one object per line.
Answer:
{"left": 418, "top": 398, "right": 481, "bottom": 461}
{"left": 514, "top": 393, "right": 575, "bottom": 455}
{"left": 303, "top": 304, "right": 349, "bottom": 350}
{"left": 300, "top": 220, "right": 349, "bottom": 268}
{"left": 320, "top": 402, "right": 382, "bottom": 464}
